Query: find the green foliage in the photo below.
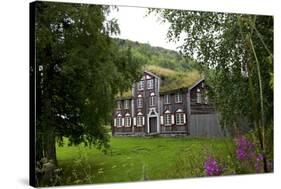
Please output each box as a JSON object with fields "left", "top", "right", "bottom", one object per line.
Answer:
{"left": 35, "top": 1, "right": 143, "bottom": 164}
{"left": 36, "top": 157, "right": 63, "bottom": 186}
{"left": 113, "top": 38, "right": 198, "bottom": 72}
{"left": 114, "top": 39, "right": 201, "bottom": 98}
{"left": 150, "top": 9, "right": 273, "bottom": 172}
{"left": 151, "top": 9, "right": 273, "bottom": 132}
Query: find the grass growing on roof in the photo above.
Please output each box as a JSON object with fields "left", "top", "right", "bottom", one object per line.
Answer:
{"left": 114, "top": 65, "right": 202, "bottom": 99}
{"left": 145, "top": 65, "right": 202, "bottom": 92}
{"left": 116, "top": 89, "right": 132, "bottom": 98}
{"left": 57, "top": 136, "right": 233, "bottom": 185}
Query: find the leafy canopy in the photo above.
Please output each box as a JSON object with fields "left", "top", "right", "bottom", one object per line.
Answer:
{"left": 35, "top": 2, "right": 143, "bottom": 160}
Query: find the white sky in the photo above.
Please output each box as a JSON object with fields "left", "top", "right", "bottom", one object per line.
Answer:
{"left": 109, "top": 6, "right": 182, "bottom": 52}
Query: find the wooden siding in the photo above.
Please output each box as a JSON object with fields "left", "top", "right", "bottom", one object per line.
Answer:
{"left": 189, "top": 113, "right": 225, "bottom": 137}
{"left": 159, "top": 90, "right": 188, "bottom": 133}
{"left": 190, "top": 81, "right": 216, "bottom": 114}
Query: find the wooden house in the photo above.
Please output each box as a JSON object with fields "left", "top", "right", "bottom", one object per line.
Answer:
{"left": 112, "top": 66, "right": 224, "bottom": 137}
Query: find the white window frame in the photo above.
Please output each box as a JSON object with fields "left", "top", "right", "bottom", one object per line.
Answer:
{"left": 147, "top": 79, "right": 154, "bottom": 89}
{"left": 197, "top": 88, "right": 202, "bottom": 104}
{"left": 124, "top": 100, "right": 130, "bottom": 109}
{"left": 116, "top": 117, "right": 122, "bottom": 127}
{"left": 124, "top": 116, "right": 131, "bottom": 127}
{"left": 149, "top": 96, "right": 156, "bottom": 106}
{"left": 175, "top": 93, "right": 182, "bottom": 103}
{"left": 149, "top": 93, "right": 156, "bottom": 107}
{"left": 164, "top": 113, "right": 172, "bottom": 126}
{"left": 176, "top": 113, "right": 185, "bottom": 125}
{"left": 137, "top": 116, "right": 144, "bottom": 126}
{"left": 138, "top": 80, "right": 144, "bottom": 91}
{"left": 137, "top": 97, "right": 143, "bottom": 108}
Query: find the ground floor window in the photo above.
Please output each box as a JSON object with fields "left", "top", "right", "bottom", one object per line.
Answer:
{"left": 124, "top": 117, "right": 131, "bottom": 127}
{"left": 176, "top": 113, "right": 185, "bottom": 125}
{"left": 116, "top": 117, "right": 122, "bottom": 127}
{"left": 164, "top": 114, "right": 172, "bottom": 125}
{"left": 137, "top": 116, "right": 144, "bottom": 126}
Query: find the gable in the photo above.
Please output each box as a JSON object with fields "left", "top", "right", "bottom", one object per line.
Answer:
{"left": 145, "top": 65, "right": 202, "bottom": 93}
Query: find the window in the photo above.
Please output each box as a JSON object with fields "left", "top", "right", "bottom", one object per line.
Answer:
{"left": 149, "top": 96, "right": 156, "bottom": 106}
{"left": 116, "top": 114, "right": 122, "bottom": 127}
{"left": 124, "top": 100, "right": 130, "bottom": 109}
{"left": 204, "top": 90, "right": 209, "bottom": 104}
{"left": 176, "top": 113, "right": 185, "bottom": 125}
{"left": 137, "top": 97, "right": 143, "bottom": 108}
{"left": 124, "top": 115, "right": 131, "bottom": 127}
{"left": 137, "top": 116, "right": 143, "bottom": 126}
{"left": 163, "top": 110, "right": 172, "bottom": 126}
{"left": 175, "top": 93, "right": 182, "bottom": 103}
{"left": 147, "top": 79, "right": 154, "bottom": 89}
{"left": 149, "top": 93, "right": 156, "bottom": 107}
{"left": 164, "top": 114, "right": 172, "bottom": 125}
{"left": 164, "top": 95, "right": 170, "bottom": 104}
{"left": 117, "top": 101, "right": 122, "bottom": 109}
{"left": 117, "top": 118, "right": 122, "bottom": 126}
{"left": 197, "top": 88, "right": 202, "bottom": 103}
{"left": 138, "top": 80, "right": 144, "bottom": 90}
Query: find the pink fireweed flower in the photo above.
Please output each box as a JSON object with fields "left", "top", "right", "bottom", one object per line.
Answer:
{"left": 204, "top": 156, "right": 222, "bottom": 176}
{"left": 235, "top": 136, "right": 255, "bottom": 160}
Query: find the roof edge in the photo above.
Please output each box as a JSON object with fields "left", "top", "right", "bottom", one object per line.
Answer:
{"left": 188, "top": 78, "right": 205, "bottom": 91}
{"left": 144, "top": 70, "right": 161, "bottom": 79}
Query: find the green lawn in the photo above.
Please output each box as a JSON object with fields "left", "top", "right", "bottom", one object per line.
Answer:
{"left": 57, "top": 136, "right": 234, "bottom": 185}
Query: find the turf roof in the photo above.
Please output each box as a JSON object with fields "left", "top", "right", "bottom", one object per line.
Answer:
{"left": 116, "top": 65, "right": 202, "bottom": 99}
{"left": 145, "top": 65, "right": 202, "bottom": 93}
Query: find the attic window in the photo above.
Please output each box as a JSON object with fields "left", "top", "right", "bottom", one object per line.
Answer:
{"left": 147, "top": 79, "right": 154, "bottom": 89}
{"left": 197, "top": 88, "right": 202, "bottom": 103}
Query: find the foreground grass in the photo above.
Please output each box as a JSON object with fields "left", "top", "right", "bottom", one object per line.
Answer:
{"left": 57, "top": 136, "right": 234, "bottom": 185}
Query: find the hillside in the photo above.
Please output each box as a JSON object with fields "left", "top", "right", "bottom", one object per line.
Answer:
{"left": 113, "top": 38, "right": 199, "bottom": 72}
{"left": 114, "top": 38, "right": 202, "bottom": 98}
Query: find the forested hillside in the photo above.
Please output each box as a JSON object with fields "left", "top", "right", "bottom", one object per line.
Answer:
{"left": 113, "top": 38, "right": 202, "bottom": 98}
{"left": 113, "top": 38, "right": 199, "bottom": 72}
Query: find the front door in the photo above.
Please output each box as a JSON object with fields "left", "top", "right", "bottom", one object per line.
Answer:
{"left": 149, "top": 117, "right": 157, "bottom": 133}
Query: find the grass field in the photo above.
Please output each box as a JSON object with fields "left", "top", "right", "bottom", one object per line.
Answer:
{"left": 57, "top": 136, "right": 234, "bottom": 185}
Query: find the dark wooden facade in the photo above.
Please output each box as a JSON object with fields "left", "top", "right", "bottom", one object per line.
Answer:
{"left": 112, "top": 71, "right": 216, "bottom": 136}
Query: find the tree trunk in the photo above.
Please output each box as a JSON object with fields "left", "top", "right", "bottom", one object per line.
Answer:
{"left": 43, "top": 125, "right": 57, "bottom": 165}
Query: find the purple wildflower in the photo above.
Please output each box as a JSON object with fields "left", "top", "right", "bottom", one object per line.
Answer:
{"left": 235, "top": 136, "right": 255, "bottom": 160}
{"left": 204, "top": 156, "right": 222, "bottom": 176}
